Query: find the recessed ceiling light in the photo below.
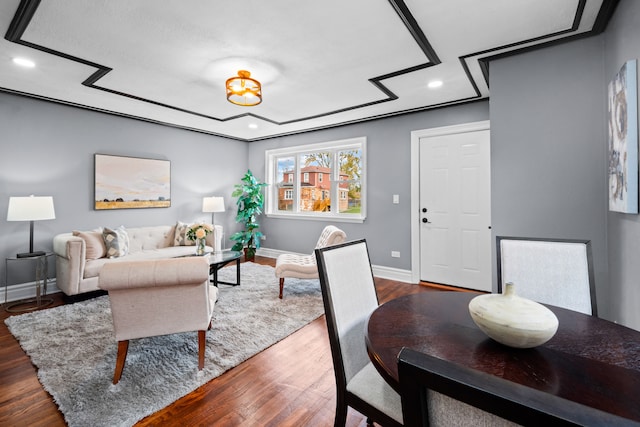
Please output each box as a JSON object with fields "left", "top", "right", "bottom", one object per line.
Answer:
{"left": 12, "top": 57, "right": 35, "bottom": 68}
{"left": 248, "top": 123, "right": 258, "bottom": 129}
{"left": 428, "top": 80, "right": 443, "bottom": 89}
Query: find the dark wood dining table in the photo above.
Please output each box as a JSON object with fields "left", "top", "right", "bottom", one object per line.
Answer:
{"left": 365, "top": 291, "right": 640, "bottom": 423}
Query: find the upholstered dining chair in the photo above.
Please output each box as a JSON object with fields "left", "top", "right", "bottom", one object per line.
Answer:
{"left": 275, "top": 225, "right": 346, "bottom": 299}
{"left": 99, "top": 257, "right": 217, "bottom": 384}
{"left": 496, "top": 236, "right": 597, "bottom": 315}
{"left": 398, "top": 347, "right": 619, "bottom": 426}
{"left": 315, "top": 239, "right": 403, "bottom": 427}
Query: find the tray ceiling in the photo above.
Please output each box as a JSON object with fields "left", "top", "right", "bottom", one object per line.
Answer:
{"left": 1, "top": 0, "right": 617, "bottom": 141}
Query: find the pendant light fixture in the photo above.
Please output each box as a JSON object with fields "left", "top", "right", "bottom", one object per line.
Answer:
{"left": 226, "top": 70, "right": 262, "bottom": 106}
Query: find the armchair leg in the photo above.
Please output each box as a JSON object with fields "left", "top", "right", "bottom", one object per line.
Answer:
{"left": 198, "top": 330, "right": 206, "bottom": 370}
{"left": 113, "top": 340, "right": 129, "bottom": 384}
{"left": 279, "top": 277, "right": 285, "bottom": 299}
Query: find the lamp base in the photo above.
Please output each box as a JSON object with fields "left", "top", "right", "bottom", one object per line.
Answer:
{"left": 17, "top": 251, "right": 45, "bottom": 258}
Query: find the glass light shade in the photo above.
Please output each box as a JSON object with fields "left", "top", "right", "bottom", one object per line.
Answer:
{"left": 202, "top": 196, "right": 225, "bottom": 213}
{"left": 7, "top": 195, "right": 56, "bottom": 221}
{"left": 226, "top": 70, "right": 262, "bottom": 106}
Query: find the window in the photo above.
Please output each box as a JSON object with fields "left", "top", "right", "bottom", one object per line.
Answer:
{"left": 265, "top": 137, "right": 366, "bottom": 222}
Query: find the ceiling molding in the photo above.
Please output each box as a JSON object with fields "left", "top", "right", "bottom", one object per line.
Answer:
{"left": 5, "top": 0, "right": 441, "bottom": 128}
{"left": 2, "top": 0, "right": 620, "bottom": 142}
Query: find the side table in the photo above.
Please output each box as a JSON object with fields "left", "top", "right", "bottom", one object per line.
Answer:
{"left": 4, "top": 252, "right": 55, "bottom": 313}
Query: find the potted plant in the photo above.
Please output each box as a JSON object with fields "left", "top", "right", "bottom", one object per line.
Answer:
{"left": 230, "top": 170, "right": 268, "bottom": 261}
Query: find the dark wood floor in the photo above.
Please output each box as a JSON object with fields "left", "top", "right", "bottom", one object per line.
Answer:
{"left": 0, "top": 256, "right": 439, "bottom": 427}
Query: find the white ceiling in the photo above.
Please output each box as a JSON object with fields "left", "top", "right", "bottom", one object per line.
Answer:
{"left": 0, "top": 0, "right": 617, "bottom": 141}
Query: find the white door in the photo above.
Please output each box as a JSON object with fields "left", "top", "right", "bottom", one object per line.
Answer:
{"left": 419, "top": 128, "right": 491, "bottom": 291}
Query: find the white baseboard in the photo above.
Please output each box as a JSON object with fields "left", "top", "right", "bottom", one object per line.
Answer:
{"left": 370, "top": 264, "right": 415, "bottom": 284}
{"left": 3, "top": 249, "right": 415, "bottom": 303}
{"left": 256, "top": 247, "right": 287, "bottom": 259}
{"left": 256, "top": 247, "right": 415, "bottom": 284}
{"left": 3, "top": 279, "right": 60, "bottom": 303}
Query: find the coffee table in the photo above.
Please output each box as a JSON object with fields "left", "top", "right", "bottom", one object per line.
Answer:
{"left": 207, "top": 251, "right": 242, "bottom": 287}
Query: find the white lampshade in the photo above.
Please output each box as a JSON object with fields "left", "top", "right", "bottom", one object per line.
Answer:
{"left": 202, "top": 196, "right": 225, "bottom": 213}
{"left": 7, "top": 195, "right": 56, "bottom": 221}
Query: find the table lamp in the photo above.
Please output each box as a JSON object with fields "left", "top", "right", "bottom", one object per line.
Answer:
{"left": 7, "top": 195, "right": 56, "bottom": 258}
{"left": 202, "top": 196, "right": 225, "bottom": 251}
{"left": 202, "top": 196, "right": 225, "bottom": 224}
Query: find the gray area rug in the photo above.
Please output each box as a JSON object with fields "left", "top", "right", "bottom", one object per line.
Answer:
{"left": 5, "top": 262, "right": 323, "bottom": 427}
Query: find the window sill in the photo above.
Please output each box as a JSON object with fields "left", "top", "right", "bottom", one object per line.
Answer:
{"left": 266, "top": 212, "right": 366, "bottom": 223}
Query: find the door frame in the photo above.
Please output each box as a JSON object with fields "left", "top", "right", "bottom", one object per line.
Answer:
{"left": 410, "top": 120, "right": 490, "bottom": 284}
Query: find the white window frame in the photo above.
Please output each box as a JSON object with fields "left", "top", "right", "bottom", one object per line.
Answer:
{"left": 265, "top": 137, "right": 366, "bottom": 223}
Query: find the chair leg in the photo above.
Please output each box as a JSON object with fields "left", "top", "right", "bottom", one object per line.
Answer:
{"left": 334, "top": 401, "right": 348, "bottom": 427}
{"left": 198, "top": 330, "right": 206, "bottom": 370}
{"left": 279, "top": 277, "right": 285, "bottom": 299}
{"left": 113, "top": 340, "right": 129, "bottom": 384}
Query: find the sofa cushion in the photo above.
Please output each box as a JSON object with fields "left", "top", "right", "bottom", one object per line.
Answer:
{"left": 103, "top": 226, "right": 130, "bottom": 258}
{"left": 72, "top": 230, "right": 106, "bottom": 260}
{"left": 173, "top": 221, "right": 195, "bottom": 246}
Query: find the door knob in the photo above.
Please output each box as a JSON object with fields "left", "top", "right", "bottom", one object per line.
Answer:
{"left": 422, "top": 218, "right": 432, "bottom": 223}
{"left": 422, "top": 208, "right": 427, "bottom": 213}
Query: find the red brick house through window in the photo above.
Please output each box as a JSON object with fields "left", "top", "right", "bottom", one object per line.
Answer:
{"left": 278, "top": 166, "right": 349, "bottom": 212}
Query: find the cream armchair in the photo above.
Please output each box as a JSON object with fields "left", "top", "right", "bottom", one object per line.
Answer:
{"left": 99, "top": 256, "right": 217, "bottom": 384}
{"left": 275, "top": 225, "right": 346, "bottom": 299}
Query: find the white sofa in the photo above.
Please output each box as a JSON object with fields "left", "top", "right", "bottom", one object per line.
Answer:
{"left": 53, "top": 223, "right": 219, "bottom": 296}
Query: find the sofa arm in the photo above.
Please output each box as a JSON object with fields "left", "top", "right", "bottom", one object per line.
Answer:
{"left": 53, "top": 233, "right": 86, "bottom": 296}
{"left": 203, "top": 224, "right": 219, "bottom": 249}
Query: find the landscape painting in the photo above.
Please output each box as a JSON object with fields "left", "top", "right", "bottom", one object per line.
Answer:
{"left": 608, "top": 59, "right": 638, "bottom": 214}
{"left": 95, "top": 154, "right": 171, "bottom": 210}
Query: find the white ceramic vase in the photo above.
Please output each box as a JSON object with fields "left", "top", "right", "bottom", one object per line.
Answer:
{"left": 468, "top": 282, "right": 559, "bottom": 348}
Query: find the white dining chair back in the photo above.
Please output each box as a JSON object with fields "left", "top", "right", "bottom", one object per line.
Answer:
{"left": 497, "top": 237, "right": 596, "bottom": 315}
{"left": 316, "top": 239, "right": 403, "bottom": 427}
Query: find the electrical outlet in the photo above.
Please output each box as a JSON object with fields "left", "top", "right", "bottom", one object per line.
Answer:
{"left": 261, "top": 235, "right": 267, "bottom": 241}
{"left": 391, "top": 251, "right": 400, "bottom": 258}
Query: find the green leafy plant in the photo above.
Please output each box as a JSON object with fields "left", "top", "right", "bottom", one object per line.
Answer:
{"left": 230, "top": 170, "right": 268, "bottom": 260}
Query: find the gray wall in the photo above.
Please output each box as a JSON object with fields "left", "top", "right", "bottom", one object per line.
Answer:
{"left": 0, "top": 92, "right": 247, "bottom": 284}
{"left": 248, "top": 102, "right": 490, "bottom": 270}
{"left": 489, "top": 32, "right": 611, "bottom": 322}
{"left": 490, "top": 0, "right": 640, "bottom": 331}
{"left": 0, "top": 87, "right": 489, "bottom": 286}
{"left": 604, "top": 0, "right": 640, "bottom": 330}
